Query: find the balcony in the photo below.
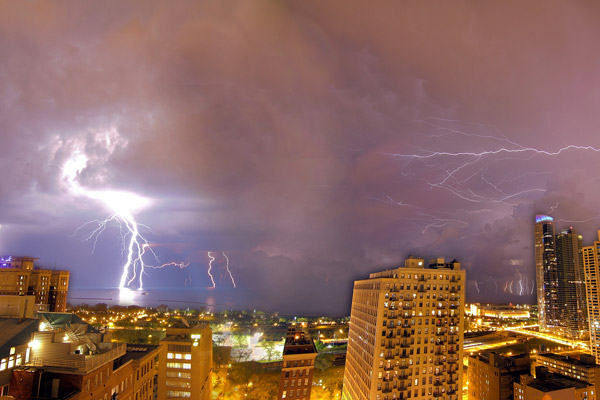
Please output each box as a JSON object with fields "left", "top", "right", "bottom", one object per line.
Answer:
{"left": 399, "top": 353, "right": 409, "bottom": 359}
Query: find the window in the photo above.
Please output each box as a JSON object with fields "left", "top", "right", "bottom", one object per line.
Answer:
{"left": 166, "top": 391, "right": 190, "bottom": 398}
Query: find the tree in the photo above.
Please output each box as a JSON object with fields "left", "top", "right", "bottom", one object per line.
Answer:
{"left": 260, "top": 341, "right": 280, "bottom": 362}
{"left": 232, "top": 333, "right": 248, "bottom": 348}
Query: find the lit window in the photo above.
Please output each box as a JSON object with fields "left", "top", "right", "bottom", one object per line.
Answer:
{"left": 167, "top": 353, "right": 174, "bottom": 359}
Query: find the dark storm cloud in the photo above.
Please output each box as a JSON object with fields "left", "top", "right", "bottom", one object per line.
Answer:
{"left": 2, "top": 0, "right": 600, "bottom": 312}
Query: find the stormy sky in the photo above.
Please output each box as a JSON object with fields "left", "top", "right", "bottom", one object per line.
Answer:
{"left": 2, "top": 1, "right": 600, "bottom": 314}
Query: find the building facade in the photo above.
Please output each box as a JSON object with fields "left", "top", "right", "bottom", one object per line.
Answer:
{"left": 583, "top": 231, "right": 600, "bottom": 364}
{"left": 514, "top": 366, "right": 595, "bottom": 400}
{"left": 0, "top": 256, "right": 69, "bottom": 312}
{"left": 534, "top": 215, "right": 560, "bottom": 332}
{"left": 555, "top": 227, "right": 587, "bottom": 338}
{"left": 342, "top": 256, "right": 465, "bottom": 400}
{"left": 0, "top": 317, "right": 39, "bottom": 396}
{"left": 8, "top": 312, "right": 159, "bottom": 400}
{"left": 278, "top": 326, "right": 317, "bottom": 400}
{"left": 157, "top": 322, "right": 212, "bottom": 400}
{"left": 536, "top": 353, "right": 600, "bottom": 393}
{"left": 467, "top": 352, "right": 530, "bottom": 400}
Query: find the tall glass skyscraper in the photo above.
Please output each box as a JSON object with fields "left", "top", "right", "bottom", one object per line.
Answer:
{"left": 555, "top": 227, "right": 587, "bottom": 338}
{"left": 534, "top": 215, "right": 559, "bottom": 331}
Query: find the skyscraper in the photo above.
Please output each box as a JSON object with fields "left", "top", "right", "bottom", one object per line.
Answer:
{"left": 342, "top": 256, "right": 465, "bottom": 400}
{"left": 534, "top": 215, "right": 559, "bottom": 331}
{"left": 555, "top": 227, "right": 587, "bottom": 338}
{"left": 583, "top": 231, "right": 600, "bottom": 363}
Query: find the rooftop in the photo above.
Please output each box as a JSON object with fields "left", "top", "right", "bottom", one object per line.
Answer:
{"left": 538, "top": 353, "right": 597, "bottom": 368}
{"left": 0, "top": 317, "right": 39, "bottom": 356}
{"left": 283, "top": 328, "right": 317, "bottom": 356}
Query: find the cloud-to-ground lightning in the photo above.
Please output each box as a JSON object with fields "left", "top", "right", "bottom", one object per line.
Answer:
{"left": 222, "top": 252, "right": 236, "bottom": 288}
{"left": 207, "top": 252, "right": 216, "bottom": 288}
{"left": 206, "top": 251, "right": 236, "bottom": 288}
{"left": 63, "top": 151, "right": 187, "bottom": 290}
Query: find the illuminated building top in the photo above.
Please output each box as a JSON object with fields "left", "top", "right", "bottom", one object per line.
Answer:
{"left": 536, "top": 215, "right": 554, "bottom": 223}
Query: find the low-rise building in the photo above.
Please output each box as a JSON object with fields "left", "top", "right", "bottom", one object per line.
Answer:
{"left": 514, "top": 366, "right": 595, "bottom": 400}
{"left": 0, "top": 318, "right": 39, "bottom": 396}
{"left": 9, "top": 313, "right": 160, "bottom": 400}
{"left": 468, "top": 352, "right": 530, "bottom": 400}
{"left": 536, "top": 353, "right": 600, "bottom": 393}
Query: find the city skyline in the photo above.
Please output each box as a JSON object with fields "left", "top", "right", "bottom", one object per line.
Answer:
{"left": 3, "top": 1, "right": 600, "bottom": 314}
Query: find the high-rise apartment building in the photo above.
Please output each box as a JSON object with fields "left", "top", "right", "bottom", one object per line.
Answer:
{"left": 534, "top": 215, "right": 560, "bottom": 332}
{"left": 583, "top": 231, "right": 600, "bottom": 363}
{"left": 0, "top": 256, "right": 69, "bottom": 312}
{"left": 278, "top": 326, "right": 318, "bottom": 400}
{"left": 467, "top": 352, "right": 530, "bottom": 400}
{"left": 157, "top": 322, "right": 212, "bottom": 400}
{"left": 342, "top": 256, "right": 465, "bottom": 400}
{"left": 555, "top": 227, "right": 587, "bottom": 338}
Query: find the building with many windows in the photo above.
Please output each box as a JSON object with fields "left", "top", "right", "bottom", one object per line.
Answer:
{"left": 583, "top": 231, "right": 600, "bottom": 364}
{"left": 467, "top": 352, "right": 530, "bottom": 400}
{"left": 555, "top": 227, "right": 587, "bottom": 338}
{"left": 534, "top": 215, "right": 560, "bottom": 332}
{"left": 536, "top": 352, "right": 600, "bottom": 393}
{"left": 0, "top": 256, "right": 69, "bottom": 312}
{"left": 157, "top": 322, "right": 212, "bottom": 400}
{"left": 514, "top": 366, "right": 595, "bottom": 400}
{"left": 342, "top": 256, "right": 465, "bottom": 400}
{"left": 278, "top": 326, "right": 317, "bottom": 400}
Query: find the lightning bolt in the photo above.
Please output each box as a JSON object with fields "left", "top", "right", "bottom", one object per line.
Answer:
{"left": 223, "top": 252, "right": 236, "bottom": 288}
{"left": 63, "top": 151, "right": 185, "bottom": 290}
{"left": 206, "top": 251, "right": 236, "bottom": 288}
{"left": 207, "top": 252, "right": 216, "bottom": 288}
{"left": 386, "top": 118, "right": 600, "bottom": 204}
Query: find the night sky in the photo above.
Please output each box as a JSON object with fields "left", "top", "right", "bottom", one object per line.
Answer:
{"left": 2, "top": 1, "right": 600, "bottom": 314}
